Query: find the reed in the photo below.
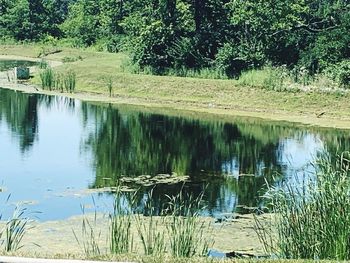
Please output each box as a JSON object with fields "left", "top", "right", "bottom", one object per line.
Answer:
{"left": 2, "top": 206, "right": 31, "bottom": 252}
{"left": 134, "top": 189, "right": 166, "bottom": 256}
{"left": 109, "top": 189, "right": 134, "bottom": 254}
{"left": 104, "top": 76, "right": 114, "bottom": 97}
{"left": 166, "top": 191, "right": 212, "bottom": 258}
{"left": 39, "top": 59, "right": 49, "bottom": 69}
{"left": 259, "top": 152, "right": 350, "bottom": 260}
{"left": 73, "top": 203, "right": 101, "bottom": 257}
{"left": 40, "top": 67, "right": 54, "bottom": 90}
{"left": 63, "top": 70, "right": 76, "bottom": 93}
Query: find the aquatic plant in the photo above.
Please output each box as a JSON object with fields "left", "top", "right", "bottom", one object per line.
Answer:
{"left": 109, "top": 189, "right": 134, "bottom": 254}
{"left": 63, "top": 70, "right": 76, "bottom": 93}
{"left": 73, "top": 202, "right": 102, "bottom": 257}
{"left": 1, "top": 205, "right": 32, "bottom": 252}
{"left": 258, "top": 152, "right": 350, "bottom": 260}
{"left": 134, "top": 189, "right": 166, "bottom": 256}
{"left": 166, "top": 191, "right": 213, "bottom": 258}
{"left": 39, "top": 59, "right": 49, "bottom": 69}
{"left": 103, "top": 76, "right": 114, "bottom": 97}
{"left": 40, "top": 67, "right": 54, "bottom": 90}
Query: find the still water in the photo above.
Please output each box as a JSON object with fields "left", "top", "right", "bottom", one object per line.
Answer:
{"left": 0, "top": 86, "right": 349, "bottom": 221}
{"left": 0, "top": 60, "right": 38, "bottom": 71}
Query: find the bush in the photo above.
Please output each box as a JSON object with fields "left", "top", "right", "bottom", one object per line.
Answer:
{"left": 215, "top": 43, "right": 265, "bottom": 78}
{"left": 215, "top": 43, "right": 249, "bottom": 77}
{"left": 325, "top": 60, "right": 350, "bottom": 88}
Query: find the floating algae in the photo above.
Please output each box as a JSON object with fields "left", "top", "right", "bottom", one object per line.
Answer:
{"left": 120, "top": 174, "right": 190, "bottom": 186}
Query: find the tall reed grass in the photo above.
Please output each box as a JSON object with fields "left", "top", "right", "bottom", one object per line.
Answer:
{"left": 40, "top": 68, "right": 54, "bottom": 90}
{"left": 0, "top": 202, "right": 32, "bottom": 252}
{"left": 109, "top": 189, "right": 134, "bottom": 254}
{"left": 73, "top": 203, "right": 101, "bottom": 257}
{"left": 258, "top": 152, "right": 350, "bottom": 260}
{"left": 40, "top": 67, "right": 76, "bottom": 92}
{"left": 166, "top": 191, "right": 212, "bottom": 258}
{"left": 134, "top": 189, "right": 166, "bottom": 256}
{"left": 103, "top": 76, "right": 114, "bottom": 97}
{"left": 75, "top": 187, "right": 213, "bottom": 258}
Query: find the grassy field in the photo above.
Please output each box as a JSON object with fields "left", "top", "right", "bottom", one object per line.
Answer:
{"left": 1, "top": 43, "right": 350, "bottom": 129}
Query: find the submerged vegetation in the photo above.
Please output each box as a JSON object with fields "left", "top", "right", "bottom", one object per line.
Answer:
{"left": 258, "top": 152, "right": 350, "bottom": 260}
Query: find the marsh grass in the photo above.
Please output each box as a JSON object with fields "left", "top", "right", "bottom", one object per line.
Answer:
{"left": 0, "top": 205, "right": 32, "bottom": 252}
{"left": 103, "top": 76, "right": 114, "bottom": 97}
{"left": 63, "top": 70, "right": 76, "bottom": 93}
{"left": 109, "top": 189, "right": 134, "bottom": 254}
{"left": 39, "top": 59, "right": 49, "bottom": 69}
{"left": 258, "top": 152, "right": 350, "bottom": 260}
{"left": 75, "top": 187, "right": 213, "bottom": 258}
{"left": 40, "top": 67, "right": 54, "bottom": 90}
{"left": 166, "top": 191, "right": 213, "bottom": 258}
{"left": 237, "top": 67, "right": 291, "bottom": 91}
{"left": 134, "top": 189, "right": 166, "bottom": 256}
{"left": 73, "top": 203, "right": 102, "bottom": 257}
{"left": 40, "top": 67, "right": 76, "bottom": 92}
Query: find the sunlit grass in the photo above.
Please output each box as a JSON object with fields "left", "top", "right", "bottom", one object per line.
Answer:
{"left": 2, "top": 43, "right": 350, "bottom": 129}
{"left": 258, "top": 152, "right": 350, "bottom": 260}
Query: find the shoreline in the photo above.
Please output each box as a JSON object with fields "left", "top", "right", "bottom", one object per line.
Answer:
{"left": 0, "top": 213, "right": 268, "bottom": 258}
{"left": 1, "top": 54, "right": 350, "bottom": 130}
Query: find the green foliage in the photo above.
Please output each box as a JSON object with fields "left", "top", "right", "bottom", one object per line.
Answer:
{"left": 40, "top": 67, "right": 54, "bottom": 90}
{"left": 0, "top": 204, "right": 32, "bottom": 252}
{"left": 40, "top": 67, "right": 76, "bottom": 92}
{"left": 73, "top": 204, "right": 101, "bottom": 257}
{"left": 325, "top": 60, "right": 350, "bottom": 88}
{"left": 109, "top": 189, "right": 134, "bottom": 254}
{"left": 64, "top": 70, "right": 76, "bottom": 93}
{"left": 166, "top": 192, "right": 212, "bottom": 258}
{"left": 103, "top": 76, "right": 114, "bottom": 97}
{"left": 260, "top": 152, "right": 350, "bottom": 260}
{"left": 134, "top": 190, "right": 166, "bottom": 256}
{"left": 1, "top": 0, "right": 349, "bottom": 80}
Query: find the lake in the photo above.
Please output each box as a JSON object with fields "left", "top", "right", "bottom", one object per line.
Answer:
{"left": 0, "top": 72, "right": 349, "bottom": 221}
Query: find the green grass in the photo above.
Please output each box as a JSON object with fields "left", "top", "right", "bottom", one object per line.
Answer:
{"left": 73, "top": 188, "right": 213, "bottom": 259}
{"left": 166, "top": 192, "right": 212, "bottom": 258}
{"left": 1, "top": 43, "right": 350, "bottom": 129}
{"left": 39, "top": 67, "right": 54, "bottom": 90}
{"left": 258, "top": 152, "right": 350, "bottom": 260}
{"left": 134, "top": 189, "right": 166, "bottom": 256}
{"left": 109, "top": 189, "right": 134, "bottom": 255}
{"left": 39, "top": 67, "right": 76, "bottom": 92}
{"left": 72, "top": 204, "right": 101, "bottom": 257}
{"left": 0, "top": 203, "right": 32, "bottom": 252}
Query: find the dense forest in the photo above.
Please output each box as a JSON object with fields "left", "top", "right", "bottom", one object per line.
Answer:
{"left": 0, "top": 0, "right": 349, "bottom": 82}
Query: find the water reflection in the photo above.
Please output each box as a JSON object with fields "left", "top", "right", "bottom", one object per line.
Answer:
{"left": 0, "top": 87, "right": 349, "bottom": 220}
{"left": 0, "top": 60, "right": 38, "bottom": 71}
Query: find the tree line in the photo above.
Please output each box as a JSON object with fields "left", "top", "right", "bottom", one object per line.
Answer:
{"left": 0, "top": 0, "right": 349, "bottom": 79}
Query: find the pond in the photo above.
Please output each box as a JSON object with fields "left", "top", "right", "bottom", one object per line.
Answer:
{"left": 0, "top": 60, "right": 38, "bottom": 71}
{"left": 0, "top": 86, "right": 349, "bottom": 221}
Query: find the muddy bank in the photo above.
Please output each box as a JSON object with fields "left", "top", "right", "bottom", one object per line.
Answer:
{"left": 10, "top": 213, "right": 270, "bottom": 258}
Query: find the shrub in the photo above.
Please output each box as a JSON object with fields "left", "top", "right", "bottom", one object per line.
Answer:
{"left": 215, "top": 43, "right": 265, "bottom": 78}
{"left": 325, "top": 60, "right": 350, "bottom": 88}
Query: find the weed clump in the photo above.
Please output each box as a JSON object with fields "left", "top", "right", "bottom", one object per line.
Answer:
{"left": 258, "top": 152, "right": 350, "bottom": 260}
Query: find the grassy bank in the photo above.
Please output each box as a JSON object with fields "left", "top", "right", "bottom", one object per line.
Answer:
{"left": 1, "top": 44, "right": 350, "bottom": 129}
